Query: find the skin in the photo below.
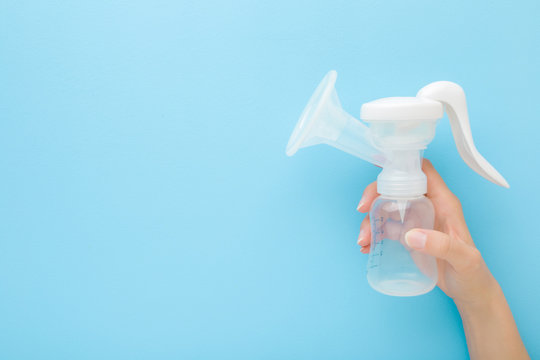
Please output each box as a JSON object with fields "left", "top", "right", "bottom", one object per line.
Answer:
{"left": 356, "top": 159, "right": 529, "bottom": 360}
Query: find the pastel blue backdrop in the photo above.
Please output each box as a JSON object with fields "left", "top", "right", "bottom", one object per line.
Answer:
{"left": 1, "top": 1, "right": 538, "bottom": 359}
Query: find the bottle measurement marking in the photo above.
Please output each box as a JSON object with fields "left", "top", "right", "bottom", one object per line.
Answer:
{"left": 368, "top": 217, "right": 385, "bottom": 269}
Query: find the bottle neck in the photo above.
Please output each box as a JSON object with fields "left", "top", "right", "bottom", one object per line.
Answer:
{"left": 376, "top": 149, "right": 427, "bottom": 198}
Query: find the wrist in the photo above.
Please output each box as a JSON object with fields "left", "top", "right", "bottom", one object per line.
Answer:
{"left": 454, "top": 276, "right": 503, "bottom": 316}
{"left": 453, "top": 278, "right": 530, "bottom": 360}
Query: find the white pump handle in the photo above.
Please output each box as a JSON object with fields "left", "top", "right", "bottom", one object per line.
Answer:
{"left": 417, "top": 81, "right": 509, "bottom": 188}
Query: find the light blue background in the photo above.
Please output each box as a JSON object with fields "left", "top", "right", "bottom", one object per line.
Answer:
{"left": 1, "top": 1, "right": 538, "bottom": 359}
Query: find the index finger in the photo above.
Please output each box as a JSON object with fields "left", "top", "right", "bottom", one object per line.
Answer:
{"left": 357, "top": 181, "right": 378, "bottom": 213}
{"left": 422, "top": 159, "right": 455, "bottom": 200}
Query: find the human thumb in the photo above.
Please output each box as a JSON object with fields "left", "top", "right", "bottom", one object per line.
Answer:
{"left": 405, "top": 229, "right": 480, "bottom": 272}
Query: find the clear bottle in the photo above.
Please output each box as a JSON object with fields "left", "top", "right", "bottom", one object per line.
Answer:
{"left": 367, "top": 195, "right": 437, "bottom": 296}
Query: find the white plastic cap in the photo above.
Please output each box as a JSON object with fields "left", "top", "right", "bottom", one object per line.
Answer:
{"left": 360, "top": 97, "right": 443, "bottom": 121}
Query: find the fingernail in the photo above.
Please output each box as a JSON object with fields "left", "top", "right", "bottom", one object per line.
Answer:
{"left": 357, "top": 196, "right": 366, "bottom": 211}
{"left": 358, "top": 229, "right": 366, "bottom": 244}
{"left": 405, "top": 230, "right": 427, "bottom": 249}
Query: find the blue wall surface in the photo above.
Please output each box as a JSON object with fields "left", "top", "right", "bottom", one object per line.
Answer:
{"left": 1, "top": 1, "right": 539, "bottom": 359}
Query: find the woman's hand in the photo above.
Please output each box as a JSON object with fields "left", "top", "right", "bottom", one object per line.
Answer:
{"left": 356, "top": 159, "right": 529, "bottom": 360}
{"left": 357, "top": 159, "right": 497, "bottom": 307}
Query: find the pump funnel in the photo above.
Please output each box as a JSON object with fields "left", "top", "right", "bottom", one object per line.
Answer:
{"left": 286, "top": 71, "right": 384, "bottom": 167}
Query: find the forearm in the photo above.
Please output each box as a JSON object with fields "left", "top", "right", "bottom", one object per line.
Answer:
{"left": 456, "top": 282, "right": 529, "bottom": 360}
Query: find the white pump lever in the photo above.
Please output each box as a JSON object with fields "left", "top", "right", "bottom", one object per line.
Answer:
{"left": 417, "top": 81, "right": 509, "bottom": 188}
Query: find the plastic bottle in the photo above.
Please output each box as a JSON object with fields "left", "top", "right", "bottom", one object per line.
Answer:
{"left": 368, "top": 195, "right": 436, "bottom": 296}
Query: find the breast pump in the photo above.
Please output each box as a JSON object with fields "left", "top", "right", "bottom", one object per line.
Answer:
{"left": 286, "top": 71, "right": 508, "bottom": 296}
